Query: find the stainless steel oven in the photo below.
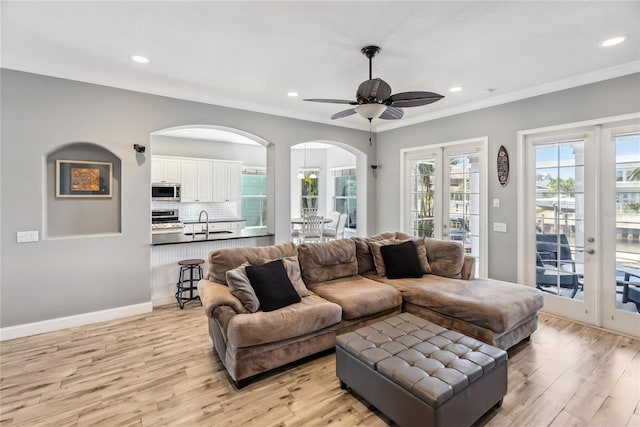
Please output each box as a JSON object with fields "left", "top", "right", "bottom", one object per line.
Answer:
{"left": 151, "top": 209, "right": 183, "bottom": 234}
{"left": 152, "top": 183, "right": 181, "bottom": 201}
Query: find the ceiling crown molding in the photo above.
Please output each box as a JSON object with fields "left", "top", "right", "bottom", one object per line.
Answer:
{"left": 376, "top": 61, "right": 640, "bottom": 133}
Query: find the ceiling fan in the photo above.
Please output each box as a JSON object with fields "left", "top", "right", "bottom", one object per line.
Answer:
{"left": 304, "top": 46, "right": 444, "bottom": 121}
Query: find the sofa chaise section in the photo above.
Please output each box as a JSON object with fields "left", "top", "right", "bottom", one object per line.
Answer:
{"left": 357, "top": 237, "right": 544, "bottom": 350}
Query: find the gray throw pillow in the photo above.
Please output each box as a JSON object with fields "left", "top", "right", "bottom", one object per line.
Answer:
{"left": 226, "top": 262, "right": 260, "bottom": 312}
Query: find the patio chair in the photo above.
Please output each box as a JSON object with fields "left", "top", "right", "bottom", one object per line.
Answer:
{"left": 620, "top": 269, "right": 640, "bottom": 312}
{"left": 535, "top": 233, "right": 581, "bottom": 298}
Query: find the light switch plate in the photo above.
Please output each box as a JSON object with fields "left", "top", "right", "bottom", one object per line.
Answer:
{"left": 493, "top": 222, "right": 507, "bottom": 233}
{"left": 493, "top": 198, "right": 500, "bottom": 208}
{"left": 17, "top": 230, "right": 39, "bottom": 243}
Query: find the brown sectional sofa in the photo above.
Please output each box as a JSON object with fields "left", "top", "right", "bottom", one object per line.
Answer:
{"left": 197, "top": 232, "right": 543, "bottom": 387}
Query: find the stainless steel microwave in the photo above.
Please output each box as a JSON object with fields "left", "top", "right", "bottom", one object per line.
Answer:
{"left": 151, "top": 183, "right": 181, "bottom": 201}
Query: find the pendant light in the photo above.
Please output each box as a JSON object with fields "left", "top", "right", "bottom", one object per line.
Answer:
{"left": 297, "top": 143, "right": 317, "bottom": 179}
{"left": 297, "top": 144, "right": 307, "bottom": 179}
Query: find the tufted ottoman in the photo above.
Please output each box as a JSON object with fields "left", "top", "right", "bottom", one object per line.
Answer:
{"left": 336, "top": 313, "right": 507, "bottom": 427}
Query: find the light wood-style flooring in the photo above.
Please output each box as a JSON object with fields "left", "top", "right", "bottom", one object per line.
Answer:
{"left": 1, "top": 305, "right": 639, "bottom": 426}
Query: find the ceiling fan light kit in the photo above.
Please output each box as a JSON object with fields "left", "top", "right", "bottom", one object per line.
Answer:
{"left": 355, "top": 103, "right": 386, "bottom": 119}
{"left": 304, "top": 45, "right": 444, "bottom": 121}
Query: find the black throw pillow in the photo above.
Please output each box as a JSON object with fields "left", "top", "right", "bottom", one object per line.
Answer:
{"left": 245, "top": 259, "right": 301, "bottom": 311}
{"left": 380, "top": 241, "right": 424, "bottom": 279}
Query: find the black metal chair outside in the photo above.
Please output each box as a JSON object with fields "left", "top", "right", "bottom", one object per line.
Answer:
{"left": 535, "top": 233, "right": 581, "bottom": 298}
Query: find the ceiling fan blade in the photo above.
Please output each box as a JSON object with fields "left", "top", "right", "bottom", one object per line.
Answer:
{"left": 356, "top": 78, "right": 392, "bottom": 102}
{"left": 379, "top": 106, "right": 404, "bottom": 120}
{"left": 331, "top": 108, "right": 357, "bottom": 120}
{"left": 387, "top": 91, "right": 444, "bottom": 107}
{"left": 303, "top": 98, "right": 358, "bottom": 105}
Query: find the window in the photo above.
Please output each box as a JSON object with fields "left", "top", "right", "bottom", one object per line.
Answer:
{"left": 300, "top": 168, "right": 319, "bottom": 215}
{"left": 333, "top": 167, "right": 357, "bottom": 229}
{"left": 241, "top": 167, "right": 267, "bottom": 228}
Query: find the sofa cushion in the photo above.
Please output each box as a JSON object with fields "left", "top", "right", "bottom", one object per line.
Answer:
{"left": 246, "top": 260, "right": 301, "bottom": 312}
{"left": 261, "top": 256, "right": 309, "bottom": 298}
{"left": 381, "top": 241, "right": 424, "bottom": 279}
{"left": 365, "top": 273, "right": 544, "bottom": 334}
{"left": 298, "top": 239, "right": 358, "bottom": 285}
{"left": 352, "top": 232, "right": 397, "bottom": 274}
{"left": 208, "top": 241, "right": 298, "bottom": 284}
{"left": 226, "top": 262, "right": 260, "bottom": 313}
{"left": 423, "top": 239, "right": 465, "bottom": 279}
{"left": 308, "top": 276, "right": 402, "bottom": 320}
{"left": 226, "top": 256, "right": 309, "bottom": 313}
{"left": 369, "top": 238, "right": 431, "bottom": 277}
{"left": 226, "top": 294, "right": 342, "bottom": 348}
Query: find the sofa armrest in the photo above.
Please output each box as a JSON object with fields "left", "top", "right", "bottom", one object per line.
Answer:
{"left": 461, "top": 256, "right": 476, "bottom": 280}
{"left": 198, "top": 279, "right": 248, "bottom": 318}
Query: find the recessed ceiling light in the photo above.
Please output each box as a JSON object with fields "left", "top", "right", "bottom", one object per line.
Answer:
{"left": 287, "top": 91, "right": 299, "bottom": 97}
{"left": 131, "top": 55, "right": 149, "bottom": 64}
{"left": 449, "top": 86, "right": 463, "bottom": 93}
{"left": 600, "top": 36, "right": 626, "bottom": 47}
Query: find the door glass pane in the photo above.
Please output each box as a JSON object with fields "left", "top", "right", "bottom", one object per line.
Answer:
{"left": 535, "top": 140, "right": 585, "bottom": 299}
{"left": 410, "top": 157, "right": 436, "bottom": 238}
{"left": 615, "top": 133, "right": 640, "bottom": 314}
{"left": 448, "top": 153, "right": 480, "bottom": 274}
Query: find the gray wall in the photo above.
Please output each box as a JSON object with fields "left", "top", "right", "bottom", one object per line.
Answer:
{"left": 376, "top": 73, "right": 640, "bottom": 282}
{"left": 0, "top": 69, "right": 376, "bottom": 327}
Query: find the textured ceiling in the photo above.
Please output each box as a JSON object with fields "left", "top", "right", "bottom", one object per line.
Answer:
{"left": 2, "top": 1, "right": 638, "bottom": 132}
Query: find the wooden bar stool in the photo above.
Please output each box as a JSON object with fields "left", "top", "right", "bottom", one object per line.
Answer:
{"left": 176, "top": 259, "right": 204, "bottom": 309}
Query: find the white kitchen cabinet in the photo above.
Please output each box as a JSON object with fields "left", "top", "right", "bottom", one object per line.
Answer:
{"left": 212, "top": 161, "right": 242, "bottom": 202}
{"left": 151, "top": 156, "right": 181, "bottom": 183}
{"left": 181, "top": 159, "right": 213, "bottom": 202}
{"left": 208, "top": 222, "right": 231, "bottom": 232}
{"left": 229, "top": 220, "right": 246, "bottom": 230}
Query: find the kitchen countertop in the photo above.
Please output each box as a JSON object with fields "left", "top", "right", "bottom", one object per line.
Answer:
{"left": 152, "top": 228, "right": 272, "bottom": 246}
{"left": 182, "top": 218, "right": 245, "bottom": 224}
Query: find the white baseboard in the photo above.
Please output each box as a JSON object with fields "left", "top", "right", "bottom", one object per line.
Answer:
{"left": 152, "top": 294, "right": 177, "bottom": 307}
{"left": 0, "top": 302, "right": 153, "bottom": 341}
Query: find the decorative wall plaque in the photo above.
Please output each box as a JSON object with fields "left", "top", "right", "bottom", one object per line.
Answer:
{"left": 497, "top": 145, "right": 509, "bottom": 187}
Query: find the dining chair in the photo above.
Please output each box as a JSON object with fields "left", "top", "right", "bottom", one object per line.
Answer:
{"left": 300, "top": 215, "right": 324, "bottom": 243}
{"left": 323, "top": 213, "right": 348, "bottom": 241}
{"left": 302, "top": 207, "right": 318, "bottom": 217}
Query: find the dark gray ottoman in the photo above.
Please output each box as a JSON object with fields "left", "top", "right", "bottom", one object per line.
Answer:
{"left": 336, "top": 313, "right": 507, "bottom": 427}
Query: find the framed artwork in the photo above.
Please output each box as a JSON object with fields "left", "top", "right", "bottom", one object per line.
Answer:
{"left": 497, "top": 145, "right": 509, "bottom": 187}
{"left": 56, "top": 160, "right": 112, "bottom": 198}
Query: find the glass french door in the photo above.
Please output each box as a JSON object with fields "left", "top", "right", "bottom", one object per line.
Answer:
{"left": 403, "top": 139, "right": 487, "bottom": 277}
{"left": 601, "top": 126, "right": 640, "bottom": 335}
{"left": 522, "top": 116, "right": 640, "bottom": 336}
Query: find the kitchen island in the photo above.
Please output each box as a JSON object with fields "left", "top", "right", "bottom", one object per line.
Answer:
{"left": 151, "top": 228, "right": 274, "bottom": 306}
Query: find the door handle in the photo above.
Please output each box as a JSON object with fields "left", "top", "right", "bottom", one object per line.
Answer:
{"left": 586, "top": 249, "right": 595, "bottom": 255}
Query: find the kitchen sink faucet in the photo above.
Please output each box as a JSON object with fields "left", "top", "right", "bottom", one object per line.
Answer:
{"left": 198, "top": 210, "right": 209, "bottom": 239}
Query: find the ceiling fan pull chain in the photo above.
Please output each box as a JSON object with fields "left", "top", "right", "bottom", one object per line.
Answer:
{"left": 369, "top": 118, "right": 373, "bottom": 146}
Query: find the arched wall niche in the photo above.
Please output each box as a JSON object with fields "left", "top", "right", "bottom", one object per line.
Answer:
{"left": 46, "top": 142, "right": 122, "bottom": 237}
